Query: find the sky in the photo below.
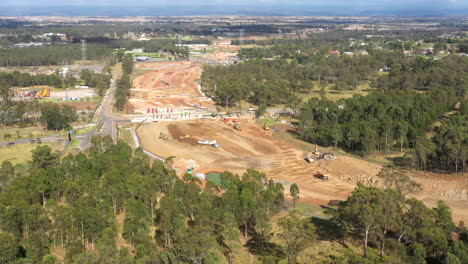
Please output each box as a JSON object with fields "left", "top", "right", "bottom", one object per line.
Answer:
{"left": 1, "top": 0, "right": 467, "bottom": 16}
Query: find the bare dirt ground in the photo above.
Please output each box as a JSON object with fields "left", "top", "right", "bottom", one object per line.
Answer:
{"left": 137, "top": 119, "right": 357, "bottom": 206}
{"left": 137, "top": 119, "right": 468, "bottom": 223}
{"left": 410, "top": 173, "right": 468, "bottom": 223}
{"left": 129, "top": 61, "right": 215, "bottom": 114}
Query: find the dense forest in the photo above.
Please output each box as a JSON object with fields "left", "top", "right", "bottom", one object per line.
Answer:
{"left": 0, "top": 38, "right": 189, "bottom": 67}
{"left": 0, "top": 139, "right": 466, "bottom": 263}
{"left": 298, "top": 55, "right": 467, "bottom": 172}
{"left": 201, "top": 50, "right": 393, "bottom": 107}
{"left": 0, "top": 44, "right": 112, "bottom": 67}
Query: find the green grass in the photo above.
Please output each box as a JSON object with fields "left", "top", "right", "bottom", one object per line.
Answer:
{"left": 0, "top": 129, "right": 55, "bottom": 143}
{"left": 256, "top": 118, "right": 279, "bottom": 127}
{"left": 299, "top": 82, "right": 373, "bottom": 102}
{"left": 0, "top": 142, "right": 62, "bottom": 165}
{"left": 66, "top": 139, "right": 80, "bottom": 151}
{"left": 74, "top": 125, "right": 95, "bottom": 136}
{"left": 286, "top": 201, "right": 329, "bottom": 219}
{"left": 120, "top": 128, "right": 136, "bottom": 148}
{"left": 206, "top": 172, "right": 222, "bottom": 186}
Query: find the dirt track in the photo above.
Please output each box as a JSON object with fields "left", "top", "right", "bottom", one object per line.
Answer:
{"left": 129, "top": 61, "right": 215, "bottom": 114}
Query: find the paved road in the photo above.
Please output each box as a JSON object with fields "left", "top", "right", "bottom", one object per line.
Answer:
{"left": 80, "top": 79, "right": 128, "bottom": 150}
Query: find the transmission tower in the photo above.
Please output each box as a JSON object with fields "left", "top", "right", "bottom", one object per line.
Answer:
{"left": 177, "top": 34, "right": 182, "bottom": 46}
{"left": 239, "top": 29, "right": 244, "bottom": 46}
{"left": 81, "top": 39, "right": 87, "bottom": 61}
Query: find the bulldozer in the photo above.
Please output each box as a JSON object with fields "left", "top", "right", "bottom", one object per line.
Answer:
{"left": 314, "top": 172, "right": 329, "bottom": 180}
{"left": 159, "top": 132, "right": 168, "bottom": 141}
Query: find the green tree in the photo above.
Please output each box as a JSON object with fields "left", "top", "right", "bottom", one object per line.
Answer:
{"left": 174, "top": 225, "right": 217, "bottom": 264}
{"left": 278, "top": 210, "right": 316, "bottom": 264}
{"left": 289, "top": 183, "right": 299, "bottom": 208}
{"left": 0, "top": 233, "right": 18, "bottom": 263}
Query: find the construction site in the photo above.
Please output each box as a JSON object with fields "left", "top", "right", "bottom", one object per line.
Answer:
{"left": 128, "top": 61, "right": 215, "bottom": 115}
{"left": 131, "top": 40, "right": 468, "bottom": 224}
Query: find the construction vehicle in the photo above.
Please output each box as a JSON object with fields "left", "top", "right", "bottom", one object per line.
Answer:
{"left": 159, "top": 132, "right": 168, "bottom": 141}
{"left": 223, "top": 118, "right": 234, "bottom": 125}
{"left": 37, "top": 88, "right": 51, "bottom": 98}
{"left": 304, "top": 152, "right": 314, "bottom": 163}
{"left": 233, "top": 121, "right": 242, "bottom": 131}
{"left": 198, "top": 140, "right": 220, "bottom": 148}
{"left": 263, "top": 123, "right": 270, "bottom": 130}
{"left": 312, "top": 144, "right": 320, "bottom": 155}
{"left": 318, "top": 153, "right": 335, "bottom": 160}
{"left": 25, "top": 90, "right": 38, "bottom": 97}
{"left": 314, "top": 172, "right": 329, "bottom": 180}
{"left": 179, "top": 134, "right": 190, "bottom": 139}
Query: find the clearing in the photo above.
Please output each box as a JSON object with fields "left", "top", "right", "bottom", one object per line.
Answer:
{"left": 129, "top": 61, "right": 215, "bottom": 114}
{"left": 0, "top": 141, "right": 63, "bottom": 164}
{"left": 137, "top": 119, "right": 360, "bottom": 205}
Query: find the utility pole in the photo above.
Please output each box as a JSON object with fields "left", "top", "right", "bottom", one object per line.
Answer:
{"left": 239, "top": 29, "right": 244, "bottom": 46}
{"left": 81, "top": 39, "right": 87, "bottom": 61}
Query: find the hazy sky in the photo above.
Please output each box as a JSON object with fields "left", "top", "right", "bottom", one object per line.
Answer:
{"left": 1, "top": 0, "right": 466, "bottom": 7}
{"left": 1, "top": 0, "right": 467, "bottom": 16}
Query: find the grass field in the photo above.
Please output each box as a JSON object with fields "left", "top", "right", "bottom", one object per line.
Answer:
{"left": 299, "top": 82, "right": 373, "bottom": 102}
{"left": 74, "top": 125, "right": 95, "bottom": 136}
{"left": 66, "top": 139, "right": 80, "bottom": 151}
{"left": 0, "top": 128, "right": 56, "bottom": 143}
{"left": 0, "top": 141, "right": 62, "bottom": 164}
{"left": 119, "top": 127, "right": 136, "bottom": 148}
